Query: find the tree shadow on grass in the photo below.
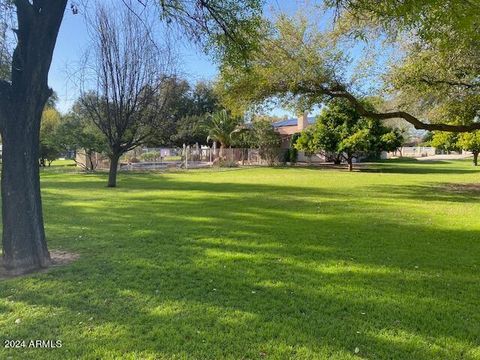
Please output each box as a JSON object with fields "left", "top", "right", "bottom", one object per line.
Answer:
{"left": 360, "top": 182, "right": 480, "bottom": 204}
{"left": 262, "top": 159, "right": 479, "bottom": 175}
{"left": 1, "top": 174, "right": 479, "bottom": 359}
{"left": 359, "top": 163, "right": 479, "bottom": 175}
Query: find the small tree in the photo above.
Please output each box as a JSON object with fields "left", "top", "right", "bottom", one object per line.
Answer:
{"left": 80, "top": 4, "right": 174, "bottom": 187}
{"left": 295, "top": 99, "right": 404, "bottom": 171}
{"left": 430, "top": 132, "right": 461, "bottom": 153}
{"left": 289, "top": 133, "right": 300, "bottom": 164}
{"left": 54, "top": 112, "right": 107, "bottom": 171}
{"left": 338, "top": 128, "right": 370, "bottom": 171}
{"left": 295, "top": 127, "right": 316, "bottom": 153}
{"left": 39, "top": 107, "right": 62, "bottom": 167}
{"left": 457, "top": 132, "right": 480, "bottom": 166}
{"left": 250, "top": 119, "right": 281, "bottom": 165}
{"left": 380, "top": 130, "right": 405, "bottom": 155}
{"left": 205, "top": 110, "right": 241, "bottom": 157}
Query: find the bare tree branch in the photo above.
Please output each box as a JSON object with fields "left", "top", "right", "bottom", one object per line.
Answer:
{"left": 79, "top": 2, "right": 175, "bottom": 186}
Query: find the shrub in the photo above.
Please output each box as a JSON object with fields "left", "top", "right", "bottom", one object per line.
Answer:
{"left": 212, "top": 158, "right": 239, "bottom": 168}
{"left": 140, "top": 151, "right": 161, "bottom": 162}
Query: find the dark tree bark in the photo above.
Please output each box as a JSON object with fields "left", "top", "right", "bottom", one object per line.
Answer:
{"left": 1, "top": 103, "right": 50, "bottom": 273}
{"left": 87, "top": 152, "right": 96, "bottom": 172}
{"left": 347, "top": 157, "right": 353, "bottom": 171}
{"left": 0, "top": 1, "right": 68, "bottom": 274}
{"left": 108, "top": 153, "right": 121, "bottom": 188}
{"left": 473, "top": 151, "right": 478, "bottom": 166}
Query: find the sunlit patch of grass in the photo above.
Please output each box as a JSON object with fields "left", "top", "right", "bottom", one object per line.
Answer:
{"left": 1, "top": 160, "right": 480, "bottom": 359}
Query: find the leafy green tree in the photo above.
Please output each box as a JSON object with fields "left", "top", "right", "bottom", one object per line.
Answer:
{"left": 190, "top": 81, "right": 222, "bottom": 116}
{"left": 327, "top": 0, "right": 480, "bottom": 132}
{"left": 39, "top": 107, "right": 62, "bottom": 167}
{"left": 168, "top": 81, "right": 222, "bottom": 146}
{"left": 326, "top": 0, "right": 479, "bottom": 48}
{"left": 140, "top": 79, "right": 222, "bottom": 147}
{"left": 457, "top": 132, "right": 480, "bottom": 166}
{"left": 219, "top": 9, "right": 480, "bottom": 133}
{"left": 338, "top": 129, "right": 370, "bottom": 171}
{"left": 430, "top": 132, "right": 460, "bottom": 153}
{"left": 385, "top": 43, "right": 479, "bottom": 132}
{"left": 295, "top": 99, "right": 404, "bottom": 171}
{"left": 295, "top": 128, "right": 316, "bottom": 156}
{"left": 380, "top": 131, "right": 404, "bottom": 154}
{"left": 146, "top": 77, "right": 192, "bottom": 147}
{"left": 54, "top": 112, "right": 107, "bottom": 171}
{"left": 172, "top": 115, "right": 209, "bottom": 146}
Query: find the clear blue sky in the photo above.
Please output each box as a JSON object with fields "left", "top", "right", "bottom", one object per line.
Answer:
{"left": 50, "top": 1, "right": 314, "bottom": 116}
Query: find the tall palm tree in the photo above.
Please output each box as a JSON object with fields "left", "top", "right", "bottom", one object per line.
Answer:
{"left": 205, "top": 110, "right": 241, "bottom": 157}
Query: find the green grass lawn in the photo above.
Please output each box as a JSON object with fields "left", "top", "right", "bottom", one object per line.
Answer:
{"left": 49, "top": 159, "right": 77, "bottom": 167}
{"left": 1, "top": 160, "right": 479, "bottom": 359}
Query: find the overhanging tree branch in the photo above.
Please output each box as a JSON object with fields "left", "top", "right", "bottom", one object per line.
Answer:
{"left": 318, "top": 85, "right": 480, "bottom": 133}
{"left": 418, "top": 77, "right": 480, "bottom": 89}
{"left": 221, "top": 14, "right": 480, "bottom": 134}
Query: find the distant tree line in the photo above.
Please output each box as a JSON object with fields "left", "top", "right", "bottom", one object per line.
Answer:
{"left": 39, "top": 79, "right": 222, "bottom": 165}
{"left": 40, "top": 80, "right": 286, "bottom": 172}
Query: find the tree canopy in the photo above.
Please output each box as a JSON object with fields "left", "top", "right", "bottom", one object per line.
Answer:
{"left": 325, "top": 0, "right": 479, "bottom": 47}
{"left": 153, "top": 79, "right": 222, "bottom": 147}
{"left": 218, "top": 2, "right": 480, "bottom": 133}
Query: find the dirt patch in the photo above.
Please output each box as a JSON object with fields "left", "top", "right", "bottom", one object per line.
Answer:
{"left": 0, "top": 250, "right": 79, "bottom": 280}
{"left": 441, "top": 183, "right": 480, "bottom": 193}
{"left": 49, "top": 250, "right": 80, "bottom": 265}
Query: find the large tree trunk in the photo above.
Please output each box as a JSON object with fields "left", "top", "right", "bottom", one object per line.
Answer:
{"left": 0, "top": 1, "right": 68, "bottom": 274}
{"left": 474, "top": 151, "right": 478, "bottom": 166}
{"left": 108, "top": 153, "right": 121, "bottom": 187}
{"left": 1, "top": 104, "right": 50, "bottom": 274}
